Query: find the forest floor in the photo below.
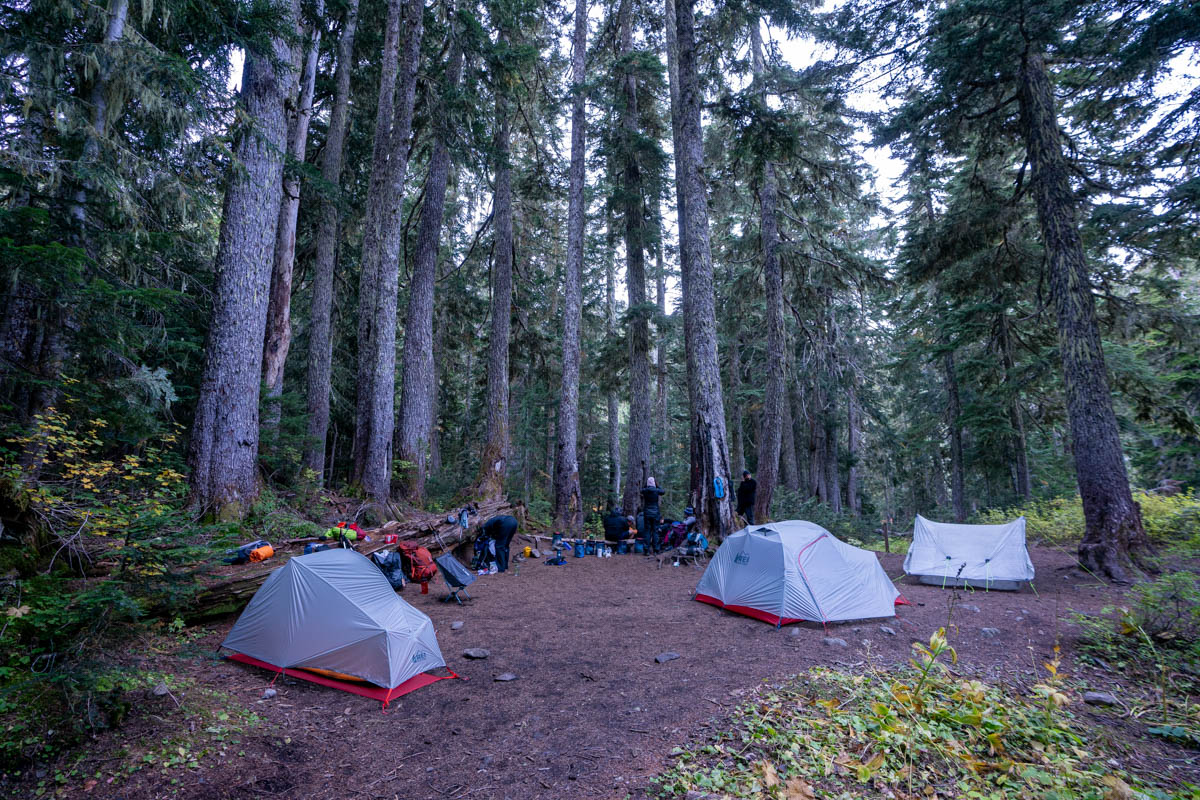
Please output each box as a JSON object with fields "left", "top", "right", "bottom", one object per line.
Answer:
{"left": 22, "top": 544, "right": 1199, "bottom": 800}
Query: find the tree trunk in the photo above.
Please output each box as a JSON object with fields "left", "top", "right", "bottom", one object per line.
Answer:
{"left": 728, "top": 329, "right": 746, "bottom": 478}
{"left": 396, "top": 23, "right": 462, "bottom": 504}
{"left": 846, "top": 375, "right": 861, "bottom": 517}
{"left": 618, "top": 0, "right": 653, "bottom": 516}
{"left": 750, "top": 20, "right": 783, "bottom": 526}
{"left": 553, "top": 0, "right": 588, "bottom": 534}
{"left": 944, "top": 350, "right": 966, "bottom": 522}
{"left": 188, "top": 0, "right": 297, "bottom": 518}
{"left": 827, "top": 415, "right": 842, "bottom": 514}
{"left": 998, "top": 308, "right": 1032, "bottom": 499}
{"left": 303, "top": 0, "right": 360, "bottom": 482}
{"left": 476, "top": 28, "right": 515, "bottom": 501}
{"left": 352, "top": 0, "right": 404, "bottom": 483}
{"left": 605, "top": 217, "right": 622, "bottom": 505}
{"left": 262, "top": 0, "right": 323, "bottom": 434}
{"left": 655, "top": 200, "right": 669, "bottom": 458}
{"left": 359, "top": 0, "right": 425, "bottom": 502}
{"left": 790, "top": 380, "right": 808, "bottom": 492}
{"left": 779, "top": 377, "right": 800, "bottom": 493}
{"left": 1019, "top": 47, "right": 1149, "bottom": 579}
{"left": 674, "top": 0, "right": 733, "bottom": 539}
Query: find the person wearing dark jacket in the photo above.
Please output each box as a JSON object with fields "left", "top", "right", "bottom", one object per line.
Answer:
{"left": 602, "top": 508, "right": 630, "bottom": 543}
{"left": 640, "top": 477, "right": 666, "bottom": 554}
{"left": 736, "top": 470, "right": 757, "bottom": 525}
{"left": 480, "top": 515, "right": 519, "bottom": 572}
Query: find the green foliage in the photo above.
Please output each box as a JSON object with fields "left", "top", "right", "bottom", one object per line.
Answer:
{"left": 652, "top": 631, "right": 1188, "bottom": 800}
{"left": 977, "top": 491, "right": 1200, "bottom": 549}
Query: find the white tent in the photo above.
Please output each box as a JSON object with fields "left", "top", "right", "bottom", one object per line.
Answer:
{"left": 221, "top": 549, "right": 451, "bottom": 705}
{"left": 694, "top": 521, "right": 900, "bottom": 625}
{"left": 903, "top": 514, "right": 1034, "bottom": 590}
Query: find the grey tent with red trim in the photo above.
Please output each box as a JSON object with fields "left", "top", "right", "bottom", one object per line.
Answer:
{"left": 694, "top": 521, "right": 900, "bottom": 625}
{"left": 220, "top": 548, "right": 454, "bottom": 705}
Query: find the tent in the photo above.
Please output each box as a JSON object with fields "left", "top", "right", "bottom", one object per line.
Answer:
{"left": 903, "top": 514, "right": 1034, "bottom": 590}
{"left": 694, "top": 521, "right": 901, "bottom": 626}
{"left": 221, "top": 548, "right": 457, "bottom": 707}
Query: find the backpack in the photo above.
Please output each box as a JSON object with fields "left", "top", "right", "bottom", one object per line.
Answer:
{"left": 396, "top": 541, "right": 438, "bottom": 582}
{"left": 370, "top": 550, "right": 408, "bottom": 591}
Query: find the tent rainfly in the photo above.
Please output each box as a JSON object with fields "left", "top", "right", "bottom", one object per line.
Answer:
{"left": 694, "top": 521, "right": 902, "bottom": 626}
{"left": 903, "top": 514, "right": 1034, "bottom": 590}
{"left": 221, "top": 549, "right": 457, "bottom": 707}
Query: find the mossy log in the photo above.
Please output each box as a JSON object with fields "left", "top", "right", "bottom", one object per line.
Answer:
{"left": 186, "top": 497, "right": 524, "bottom": 619}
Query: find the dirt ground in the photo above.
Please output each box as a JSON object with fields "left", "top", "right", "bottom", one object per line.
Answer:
{"left": 57, "top": 544, "right": 1188, "bottom": 799}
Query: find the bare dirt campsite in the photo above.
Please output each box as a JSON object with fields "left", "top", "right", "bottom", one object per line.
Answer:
{"left": 17, "top": 544, "right": 1194, "bottom": 800}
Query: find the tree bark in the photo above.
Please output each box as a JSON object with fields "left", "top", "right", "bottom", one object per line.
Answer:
{"left": 360, "top": 0, "right": 425, "bottom": 502}
{"left": 303, "top": 0, "right": 361, "bottom": 481}
{"left": 475, "top": 24, "right": 515, "bottom": 501}
{"left": 998, "top": 308, "right": 1032, "bottom": 499}
{"left": 1018, "top": 47, "right": 1149, "bottom": 580}
{"left": 605, "top": 216, "right": 622, "bottom": 505}
{"left": 261, "top": 0, "right": 323, "bottom": 435}
{"left": 553, "top": 0, "right": 588, "bottom": 534}
{"left": 728, "top": 329, "right": 746, "bottom": 478}
{"left": 655, "top": 200, "right": 669, "bottom": 457}
{"left": 396, "top": 21, "right": 463, "bottom": 504}
{"left": 780, "top": 376, "right": 800, "bottom": 493}
{"left": 188, "top": 0, "right": 298, "bottom": 518}
{"left": 944, "top": 350, "right": 966, "bottom": 522}
{"left": 750, "top": 20, "right": 783, "bottom": 526}
{"left": 618, "top": 0, "right": 653, "bottom": 516}
{"left": 827, "top": 414, "right": 842, "bottom": 514}
{"left": 674, "top": 0, "right": 733, "bottom": 539}
{"left": 352, "top": 0, "right": 404, "bottom": 483}
{"left": 846, "top": 374, "right": 861, "bottom": 517}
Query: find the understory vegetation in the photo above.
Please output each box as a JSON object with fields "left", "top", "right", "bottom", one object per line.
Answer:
{"left": 653, "top": 629, "right": 1198, "bottom": 800}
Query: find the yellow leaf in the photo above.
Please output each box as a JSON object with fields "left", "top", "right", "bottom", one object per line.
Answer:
{"left": 1102, "top": 775, "right": 1134, "bottom": 800}
{"left": 783, "top": 776, "right": 816, "bottom": 800}
{"left": 6, "top": 605, "right": 30, "bottom": 618}
{"left": 755, "top": 760, "right": 780, "bottom": 789}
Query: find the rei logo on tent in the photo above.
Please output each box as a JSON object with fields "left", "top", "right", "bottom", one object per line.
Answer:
{"left": 734, "top": 551, "right": 751, "bottom": 565}
{"left": 412, "top": 651, "right": 427, "bottom": 663}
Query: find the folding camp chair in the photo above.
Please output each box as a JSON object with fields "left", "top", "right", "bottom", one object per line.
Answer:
{"left": 435, "top": 553, "right": 476, "bottom": 604}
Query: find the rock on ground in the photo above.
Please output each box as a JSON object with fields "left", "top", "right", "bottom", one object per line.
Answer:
{"left": 1084, "top": 691, "right": 1119, "bottom": 706}
{"left": 656, "top": 652, "right": 681, "bottom": 664}
{"left": 495, "top": 673, "right": 518, "bottom": 682}
{"left": 823, "top": 637, "right": 848, "bottom": 648}
{"left": 463, "top": 648, "right": 490, "bottom": 659}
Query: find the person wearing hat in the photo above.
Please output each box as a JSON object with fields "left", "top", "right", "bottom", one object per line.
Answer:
{"left": 736, "top": 470, "right": 757, "bottom": 525}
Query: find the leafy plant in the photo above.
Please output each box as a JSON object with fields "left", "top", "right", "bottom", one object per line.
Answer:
{"left": 652, "top": 630, "right": 1190, "bottom": 799}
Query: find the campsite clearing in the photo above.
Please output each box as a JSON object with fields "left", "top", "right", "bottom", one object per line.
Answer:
{"left": 36, "top": 546, "right": 1198, "bottom": 800}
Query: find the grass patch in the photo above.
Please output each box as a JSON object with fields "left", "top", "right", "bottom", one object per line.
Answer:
{"left": 652, "top": 629, "right": 1196, "bottom": 800}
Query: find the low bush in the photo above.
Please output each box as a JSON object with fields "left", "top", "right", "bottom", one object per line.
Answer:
{"left": 976, "top": 490, "right": 1200, "bottom": 550}
{"left": 653, "top": 629, "right": 1193, "bottom": 799}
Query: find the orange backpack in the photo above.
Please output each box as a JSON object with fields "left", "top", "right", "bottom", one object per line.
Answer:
{"left": 396, "top": 541, "right": 437, "bottom": 582}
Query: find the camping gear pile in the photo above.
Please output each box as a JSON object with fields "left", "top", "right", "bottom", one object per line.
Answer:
{"left": 694, "top": 521, "right": 901, "bottom": 626}
{"left": 223, "top": 539, "right": 274, "bottom": 565}
{"left": 221, "top": 549, "right": 456, "bottom": 708}
{"left": 903, "top": 514, "right": 1034, "bottom": 590}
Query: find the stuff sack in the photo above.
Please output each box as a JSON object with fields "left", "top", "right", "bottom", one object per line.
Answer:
{"left": 370, "top": 550, "right": 408, "bottom": 591}
{"left": 223, "top": 540, "right": 272, "bottom": 565}
{"left": 397, "top": 541, "right": 438, "bottom": 582}
{"left": 667, "top": 522, "right": 686, "bottom": 548}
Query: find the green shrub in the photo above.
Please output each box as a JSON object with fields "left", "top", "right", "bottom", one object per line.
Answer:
{"left": 652, "top": 630, "right": 1185, "bottom": 799}
{"left": 977, "top": 490, "right": 1200, "bottom": 548}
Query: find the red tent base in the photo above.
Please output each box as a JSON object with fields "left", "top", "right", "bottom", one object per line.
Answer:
{"left": 226, "top": 653, "right": 463, "bottom": 710}
{"left": 694, "top": 593, "right": 804, "bottom": 626}
{"left": 895, "top": 594, "right": 913, "bottom": 606}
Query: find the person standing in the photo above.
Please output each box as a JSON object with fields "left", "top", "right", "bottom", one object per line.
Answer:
{"left": 480, "top": 514, "right": 519, "bottom": 572}
{"left": 736, "top": 470, "right": 758, "bottom": 525}
{"left": 640, "top": 477, "right": 666, "bottom": 554}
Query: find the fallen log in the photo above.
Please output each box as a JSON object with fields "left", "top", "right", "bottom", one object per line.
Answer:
{"left": 186, "top": 497, "right": 527, "bottom": 619}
